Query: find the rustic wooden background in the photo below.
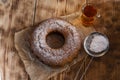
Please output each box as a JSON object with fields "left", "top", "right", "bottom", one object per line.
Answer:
{"left": 0, "top": 0, "right": 120, "bottom": 80}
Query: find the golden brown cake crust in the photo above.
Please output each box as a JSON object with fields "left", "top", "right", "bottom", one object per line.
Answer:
{"left": 31, "top": 18, "right": 82, "bottom": 67}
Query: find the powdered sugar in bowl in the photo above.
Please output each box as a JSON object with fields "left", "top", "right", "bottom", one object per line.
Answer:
{"left": 84, "top": 32, "right": 109, "bottom": 57}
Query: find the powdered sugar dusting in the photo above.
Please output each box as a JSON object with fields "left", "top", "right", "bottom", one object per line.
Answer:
{"left": 90, "top": 35, "right": 109, "bottom": 53}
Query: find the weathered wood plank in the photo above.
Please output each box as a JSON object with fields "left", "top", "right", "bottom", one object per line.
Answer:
{"left": 35, "top": 0, "right": 85, "bottom": 23}
{"left": 0, "top": 0, "right": 35, "bottom": 80}
{"left": 11, "top": 0, "right": 35, "bottom": 32}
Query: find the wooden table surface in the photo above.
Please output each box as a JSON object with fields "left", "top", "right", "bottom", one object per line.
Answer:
{"left": 0, "top": 0, "right": 120, "bottom": 80}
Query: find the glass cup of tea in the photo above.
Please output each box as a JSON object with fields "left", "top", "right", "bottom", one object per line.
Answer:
{"left": 81, "top": 3, "right": 100, "bottom": 26}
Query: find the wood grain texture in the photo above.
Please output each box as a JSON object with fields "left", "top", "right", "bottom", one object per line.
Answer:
{"left": 0, "top": 0, "right": 120, "bottom": 80}
{"left": 10, "top": 0, "right": 35, "bottom": 32}
{"left": 35, "top": 0, "right": 85, "bottom": 23}
{"left": 0, "top": 0, "right": 35, "bottom": 80}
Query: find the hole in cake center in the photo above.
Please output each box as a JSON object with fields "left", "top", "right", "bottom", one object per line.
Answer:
{"left": 46, "top": 31, "right": 65, "bottom": 49}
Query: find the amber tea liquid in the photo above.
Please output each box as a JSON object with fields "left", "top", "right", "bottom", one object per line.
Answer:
{"left": 81, "top": 4, "right": 97, "bottom": 26}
